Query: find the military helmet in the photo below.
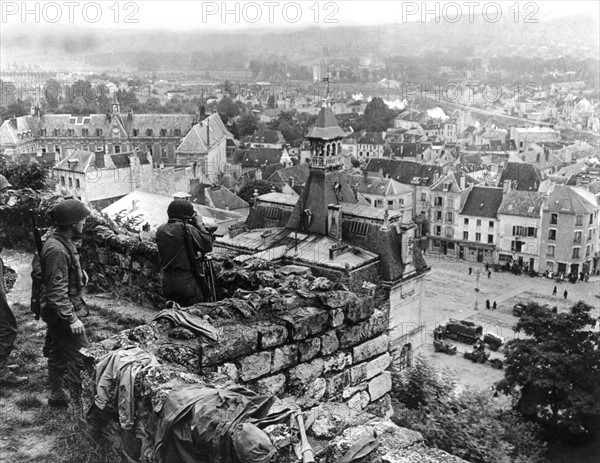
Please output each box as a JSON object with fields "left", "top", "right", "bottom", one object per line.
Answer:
{"left": 167, "top": 199, "right": 195, "bottom": 220}
{"left": 51, "top": 198, "right": 91, "bottom": 226}
{"left": 0, "top": 174, "right": 12, "bottom": 191}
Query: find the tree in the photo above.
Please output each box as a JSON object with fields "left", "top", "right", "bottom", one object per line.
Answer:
{"left": 237, "top": 180, "right": 279, "bottom": 204}
{"left": 217, "top": 96, "right": 240, "bottom": 125}
{"left": 234, "top": 113, "right": 259, "bottom": 138}
{"left": 497, "top": 302, "right": 600, "bottom": 436}
{"left": 0, "top": 162, "right": 54, "bottom": 191}
{"left": 391, "top": 357, "right": 546, "bottom": 463}
{"left": 363, "top": 97, "right": 397, "bottom": 132}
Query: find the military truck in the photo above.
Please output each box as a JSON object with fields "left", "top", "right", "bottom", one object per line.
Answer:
{"left": 483, "top": 333, "right": 504, "bottom": 351}
{"left": 441, "top": 319, "right": 483, "bottom": 344}
{"left": 433, "top": 339, "right": 457, "bottom": 355}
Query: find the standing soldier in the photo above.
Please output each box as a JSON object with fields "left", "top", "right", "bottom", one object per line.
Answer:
{"left": 0, "top": 174, "right": 28, "bottom": 386}
{"left": 40, "top": 198, "right": 90, "bottom": 409}
{"left": 156, "top": 200, "right": 214, "bottom": 307}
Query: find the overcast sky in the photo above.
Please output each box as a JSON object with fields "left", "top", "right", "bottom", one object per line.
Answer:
{"left": 1, "top": 1, "right": 599, "bottom": 32}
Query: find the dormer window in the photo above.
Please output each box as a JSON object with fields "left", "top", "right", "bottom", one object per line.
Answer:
{"left": 40, "top": 129, "right": 47, "bottom": 136}
{"left": 96, "top": 129, "right": 103, "bottom": 137}
{"left": 146, "top": 128, "right": 153, "bottom": 136}
{"left": 53, "top": 129, "right": 60, "bottom": 137}
{"left": 82, "top": 128, "right": 89, "bottom": 137}
{"left": 160, "top": 128, "right": 167, "bottom": 137}
{"left": 174, "top": 128, "right": 181, "bottom": 136}
{"left": 132, "top": 128, "right": 139, "bottom": 137}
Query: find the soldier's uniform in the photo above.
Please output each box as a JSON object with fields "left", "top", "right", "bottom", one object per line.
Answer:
{"left": 0, "top": 250, "right": 18, "bottom": 381}
{"left": 41, "top": 230, "right": 89, "bottom": 405}
{"left": 156, "top": 200, "right": 214, "bottom": 307}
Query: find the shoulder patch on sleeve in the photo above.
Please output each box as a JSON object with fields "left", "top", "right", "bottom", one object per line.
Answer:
{"left": 53, "top": 269, "right": 64, "bottom": 283}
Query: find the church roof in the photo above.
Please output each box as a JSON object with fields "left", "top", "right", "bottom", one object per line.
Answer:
{"left": 306, "top": 104, "right": 346, "bottom": 140}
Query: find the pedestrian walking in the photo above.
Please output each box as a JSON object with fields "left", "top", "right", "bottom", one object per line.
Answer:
{"left": 486, "top": 299, "right": 490, "bottom": 310}
{"left": 488, "top": 270, "right": 492, "bottom": 279}
{"left": 0, "top": 175, "right": 27, "bottom": 387}
{"left": 468, "top": 266, "right": 472, "bottom": 276}
{"left": 493, "top": 301, "right": 497, "bottom": 310}
{"left": 40, "top": 198, "right": 91, "bottom": 410}
{"left": 564, "top": 289, "right": 568, "bottom": 299}
{"left": 552, "top": 285, "right": 557, "bottom": 296}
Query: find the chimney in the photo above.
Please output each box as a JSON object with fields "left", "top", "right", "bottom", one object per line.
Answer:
{"left": 206, "top": 119, "right": 210, "bottom": 148}
{"left": 379, "top": 168, "right": 384, "bottom": 178}
{"left": 9, "top": 116, "right": 17, "bottom": 129}
{"left": 95, "top": 150, "right": 105, "bottom": 169}
{"left": 459, "top": 175, "right": 466, "bottom": 190}
{"left": 503, "top": 180, "right": 512, "bottom": 194}
{"left": 288, "top": 176, "right": 295, "bottom": 187}
{"left": 433, "top": 172, "right": 440, "bottom": 184}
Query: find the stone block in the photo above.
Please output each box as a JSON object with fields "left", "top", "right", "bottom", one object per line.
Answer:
{"left": 271, "top": 344, "right": 298, "bottom": 373}
{"left": 352, "top": 334, "right": 389, "bottom": 364}
{"left": 255, "top": 373, "right": 286, "bottom": 396}
{"left": 298, "top": 338, "right": 320, "bottom": 362}
{"left": 288, "top": 358, "right": 324, "bottom": 386}
{"left": 297, "top": 377, "right": 326, "bottom": 408}
{"left": 328, "top": 308, "right": 345, "bottom": 328}
{"left": 320, "top": 331, "right": 339, "bottom": 356}
{"left": 239, "top": 351, "right": 272, "bottom": 381}
{"left": 338, "top": 309, "right": 387, "bottom": 349}
{"left": 342, "top": 382, "right": 368, "bottom": 400}
{"left": 324, "top": 370, "right": 351, "bottom": 399}
{"left": 347, "top": 391, "right": 370, "bottom": 411}
{"left": 318, "top": 290, "right": 359, "bottom": 310}
{"left": 349, "top": 353, "right": 391, "bottom": 385}
{"left": 277, "top": 307, "right": 329, "bottom": 341}
{"left": 346, "top": 296, "right": 375, "bottom": 324}
{"left": 255, "top": 322, "right": 288, "bottom": 349}
{"left": 217, "top": 363, "right": 239, "bottom": 382}
{"left": 368, "top": 371, "right": 392, "bottom": 401}
{"left": 322, "top": 351, "right": 351, "bottom": 374}
{"left": 201, "top": 324, "right": 258, "bottom": 366}
{"left": 278, "top": 265, "right": 312, "bottom": 277}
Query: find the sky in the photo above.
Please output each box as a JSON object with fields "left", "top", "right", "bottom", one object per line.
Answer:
{"left": 1, "top": 0, "right": 599, "bottom": 32}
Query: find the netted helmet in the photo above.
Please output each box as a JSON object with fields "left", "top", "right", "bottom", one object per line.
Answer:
{"left": 51, "top": 198, "right": 91, "bottom": 226}
{"left": 167, "top": 199, "right": 195, "bottom": 219}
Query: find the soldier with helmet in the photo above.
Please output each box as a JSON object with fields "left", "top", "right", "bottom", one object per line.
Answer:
{"left": 40, "top": 198, "right": 91, "bottom": 409}
{"left": 156, "top": 200, "right": 214, "bottom": 307}
{"left": 0, "top": 174, "right": 28, "bottom": 386}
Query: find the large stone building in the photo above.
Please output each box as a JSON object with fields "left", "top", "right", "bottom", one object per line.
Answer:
{"left": 0, "top": 101, "right": 204, "bottom": 165}
{"left": 218, "top": 101, "right": 430, "bottom": 361}
{"left": 540, "top": 184, "right": 598, "bottom": 277}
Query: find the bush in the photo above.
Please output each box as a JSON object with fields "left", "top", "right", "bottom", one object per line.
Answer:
{"left": 0, "top": 161, "right": 54, "bottom": 191}
{"left": 391, "top": 356, "right": 546, "bottom": 463}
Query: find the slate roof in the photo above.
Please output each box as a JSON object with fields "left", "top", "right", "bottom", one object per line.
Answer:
{"left": 306, "top": 104, "right": 346, "bottom": 140}
{"left": 364, "top": 159, "right": 443, "bottom": 186}
{"left": 241, "top": 148, "right": 285, "bottom": 168}
{"left": 544, "top": 185, "right": 597, "bottom": 214}
{"left": 497, "top": 191, "right": 545, "bottom": 217}
{"left": 498, "top": 162, "right": 542, "bottom": 191}
{"left": 54, "top": 150, "right": 95, "bottom": 173}
{"left": 250, "top": 130, "right": 285, "bottom": 145}
{"left": 358, "top": 132, "right": 385, "bottom": 145}
{"left": 460, "top": 186, "right": 504, "bottom": 218}
{"left": 266, "top": 163, "right": 310, "bottom": 186}
{"left": 348, "top": 174, "right": 412, "bottom": 196}
{"left": 176, "top": 113, "right": 232, "bottom": 154}
{"left": 204, "top": 185, "right": 249, "bottom": 210}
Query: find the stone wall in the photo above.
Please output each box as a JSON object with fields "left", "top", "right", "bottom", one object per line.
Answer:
{"left": 85, "top": 262, "right": 397, "bottom": 462}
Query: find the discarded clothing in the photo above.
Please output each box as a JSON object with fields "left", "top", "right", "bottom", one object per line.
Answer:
{"left": 155, "top": 385, "right": 292, "bottom": 463}
{"left": 153, "top": 308, "right": 219, "bottom": 343}
{"left": 91, "top": 345, "right": 159, "bottom": 430}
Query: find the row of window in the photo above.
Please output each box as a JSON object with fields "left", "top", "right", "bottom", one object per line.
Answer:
{"left": 464, "top": 218, "right": 494, "bottom": 228}
{"left": 39, "top": 128, "right": 182, "bottom": 138}
{"left": 60, "top": 176, "right": 80, "bottom": 188}
{"left": 547, "top": 244, "right": 593, "bottom": 259}
{"left": 550, "top": 212, "right": 595, "bottom": 226}
{"left": 365, "top": 198, "right": 405, "bottom": 207}
{"left": 548, "top": 228, "right": 595, "bottom": 242}
{"left": 462, "top": 231, "right": 494, "bottom": 244}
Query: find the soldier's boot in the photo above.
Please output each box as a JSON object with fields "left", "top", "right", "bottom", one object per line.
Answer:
{"left": 68, "top": 383, "right": 84, "bottom": 419}
{"left": 48, "top": 368, "right": 70, "bottom": 407}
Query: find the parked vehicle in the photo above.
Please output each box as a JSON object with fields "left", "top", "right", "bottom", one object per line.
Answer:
{"left": 483, "top": 333, "right": 504, "bottom": 351}
{"left": 433, "top": 339, "right": 457, "bottom": 355}
{"left": 512, "top": 303, "right": 526, "bottom": 317}
{"left": 489, "top": 358, "right": 504, "bottom": 369}
{"left": 441, "top": 319, "right": 483, "bottom": 344}
{"left": 464, "top": 348, "right": 489, "bottom": 364}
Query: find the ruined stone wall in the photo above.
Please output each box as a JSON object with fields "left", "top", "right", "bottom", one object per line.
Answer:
{"left": 79, "top": 214, "right": 164, "bottom": 307}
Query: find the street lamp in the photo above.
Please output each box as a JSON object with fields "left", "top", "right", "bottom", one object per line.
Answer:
{"left": 474, "top": 269, "right": 481, "bottom": 310}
